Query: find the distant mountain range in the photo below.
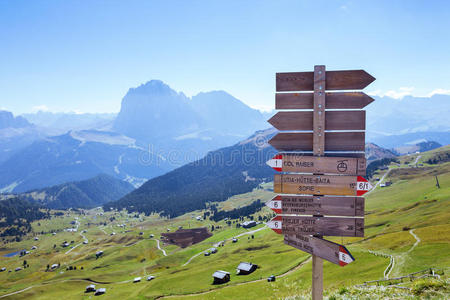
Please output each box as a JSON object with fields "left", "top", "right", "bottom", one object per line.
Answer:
{"left": 23, "top": 111, "right": 116, "bottom": 135}
{"left": 366, "top": 94, "right": 449, "bottom": 138}
{"left": 0, "top": 81, "right": 267, "bottom": 193}
{"left": 0, "top": 110, "right": 31, "bottom": 129}
{"left": 0, "top": 111, "right": 45, "bottom": 163}
{"left": 0, "top": 130, "right": 171, "bottom": 193}
{"left": 3, "top": 174, "right": 134, "bottom": 210}
{"left": 105, "top": 128, "right": 278, "bottom": 217}
{"left": 0, "top": 81, "right": 448, "bottom": 194}
{"left": 393, "top": 141, "right": 442, "bottom": 155}
{"left": 365, "top": 143, "right": 397, "bottom": 164}
{"left": 105, "top": 129, "right": 399, "bottom": 217}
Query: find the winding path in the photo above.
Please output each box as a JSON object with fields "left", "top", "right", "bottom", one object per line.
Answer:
{"left": 407, "top": 229, "right": 420, "bottom": 253}
{"left": 154, "top": 239, "right": 167, "bottom": 256}
{"left": 65, "top": 220, "right": 87, "bottom": 254}
{"left": 365, "top": 169, "right": 391, "bottom": 196}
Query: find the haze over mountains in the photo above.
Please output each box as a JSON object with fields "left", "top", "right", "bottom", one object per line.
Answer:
{"left": 9, "top": 174, "right": 134, "bottom": 210}
{"left": 0, "top": 79, "right": 448, "bottom": 194}
{"left": 0, "top": 80, "right": 267, "bottom": 193}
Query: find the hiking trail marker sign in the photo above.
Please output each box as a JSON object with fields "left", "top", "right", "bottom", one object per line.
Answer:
{"left": 266, "top": 65, "right": 375, "bottom": 300}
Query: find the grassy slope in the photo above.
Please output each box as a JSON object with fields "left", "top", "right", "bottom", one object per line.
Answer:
{"left": 0, "top": 147, "right": 449, "bottom": 299}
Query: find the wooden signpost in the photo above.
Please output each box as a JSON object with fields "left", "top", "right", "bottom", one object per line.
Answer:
{"left": 266, "top": 195, "right": 365, "bottom": 217}
{"left": 266, "top": 154, "right": 366, "bottom": 175}
{"left": 266, "top": 65, "right": 375, "bottom": 300}
{"left": 284, "top": 234, "right": 355, "bottom": 266}
{"left": 267, "top": 215, "right": 364, "bottom": 237}
{"left": 274, "top": 174, "right": 372, "bottom": 196}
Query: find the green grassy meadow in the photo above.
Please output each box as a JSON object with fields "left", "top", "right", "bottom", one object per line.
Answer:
{"left": 0, "top": 148, "right": 449, "bottom": 299}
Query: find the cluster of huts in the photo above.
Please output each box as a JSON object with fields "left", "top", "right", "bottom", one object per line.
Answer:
{"left": 212, "top": 262, "right": 258, "bottom": 284}
{"left": 85, "top": 284, "right": 106, "bottom": 296}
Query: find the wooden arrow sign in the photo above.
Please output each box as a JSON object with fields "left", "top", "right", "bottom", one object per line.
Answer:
{"left": 267, "top": 215, "right": 364, "bottom": 237}
{"left": 268, "top": 111, "right": 365, "bottom": 131}
{"left": 274, "top": 174, "right": 372, "bottom": 196}
{"left": 266, "top": 195, "right": 364, "bottom": 217}
{"left": 269, "top": 132, "right": 365, "bottom": 152}
{"left": 284, "top": 234, "right": 355, "bottom": 266}
{"left": 275, "top": 92, "right": 374, "bottom": 109}
{"left": 276, "top": 70, "right": 375, "bottom": 91}
{"left": 266, "top": 154, "right": 366, "bottom": 175}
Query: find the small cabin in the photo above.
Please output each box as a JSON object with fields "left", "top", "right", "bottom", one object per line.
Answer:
{"left": 51, "top": 264, "right": 59, "bottom": 269}
{"left": 85, "top": 284, "right": 96, "bottom": 292}
{"left": 96, "top": 251, "right": 104, "bottom": 258}
{"left": 210, "top": 247, "right": 217, "bottom": 254}
{"left": 94, "top": 288, "right": 106, "bottom": 295}
{"left": 236, "top": 262, "right": 257, "bottom": 275}
{"left": 232, "top": 238, "right": 238, "bottom": 243}
{"left": 241, "top": 221, "right": 257, "bottom": 229}
{"left": 212, "top": 270, "right": 230, "bottom": 284}
{"left": 147, "top": 275, "right": 155, "bottom": 281}
{"left": 31, "top": 246, "right": 37, "bottom": 250}
{"left": 133, "top": 277, "right": 141, "bottom": 283}
{"left": 34, "top": 237, "right": 39, "bottom": 241}
{"left": 1, "top": 267, "right": 6, "bottom": 272}
{"left": 15, "top": 267, "right": 22, "bottom": 272}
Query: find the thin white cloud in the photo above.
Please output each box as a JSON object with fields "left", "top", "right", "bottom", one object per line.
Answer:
{"left": 369, "top": 87, "right": 450, "bottom": 99}
{"left": 428, "top": 88, "right": 450, "bottom": 97}
{"left": 368, "top": 87, "right": 415, "bottom": 99}
{"left": 249, "top": 104, "right": 274, "bottom": 113}
{"left": 31, "top": 105, "right": 50, "bottom": 112}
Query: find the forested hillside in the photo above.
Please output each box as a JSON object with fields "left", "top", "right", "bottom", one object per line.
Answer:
{"left": 105, "top": 129, "right": 277, "bottom": 217}
{"left": 15, "top": 174, "right": 134, "bottom": 209}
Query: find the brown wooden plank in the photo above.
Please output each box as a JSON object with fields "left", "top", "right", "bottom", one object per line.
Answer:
{"left": 284, "top": 234, "right": 355, "bottom": 266}
{"left": 268, "top": 111, "right": 366, "bottom": 131}
{"left": 266, "top": 154, "right": 366, "bottom": 175}
{"left": 313, "top": 65, "right": 326, "bottom": 156}
{"left": 273, "top": 174, "right": 372, "bottom": 196}
{"left": 269, "top": 132, "right": 365, "bottom": 151}
{"left": 275, "top": 92, "right": 374, "bottom": 109}
{"left": 277, "top": 152, "right": 366, "bottom": 159}
{"left": 276, "top": 70, "right": 375, "bottom": 91}
{"left": 268, "top": 215, "right": 364, "bottom": 237}
{"left": 266, "top": 195, "right": 365, "bottom": 217}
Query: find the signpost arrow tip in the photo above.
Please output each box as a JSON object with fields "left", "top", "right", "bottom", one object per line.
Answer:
{"left": 356, "top": 176, "right": 373, "bottom": 196}
{"left": 267, "top": 215, "right": 282, "bottom": 234}
{"left": 338, "top": 245, "right": 355, "bottom": 266}
{"left": 266, "top": 154, "right": 283, "bottom": 172}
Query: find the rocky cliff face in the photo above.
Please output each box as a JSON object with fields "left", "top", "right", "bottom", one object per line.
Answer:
{"left": 0, "top": 110, "right": 31, "bottom": 129}
{"left": 113, "top": 80, "right": 201, "bottom": 143}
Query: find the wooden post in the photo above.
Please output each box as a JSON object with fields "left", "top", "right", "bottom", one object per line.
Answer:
{"left": 313, "top": 65, "right": 326, "bottom": 156}
{"left": 312, "top": 255, "right": 323, "bottom": 299}
{"left": 312, "top": 65, "right": 325, "bottom": 300}
{"left": 435, "top": 175, "right": 440, "bottom": 188}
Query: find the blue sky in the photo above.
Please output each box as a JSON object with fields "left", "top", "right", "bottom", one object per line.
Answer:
{"left": 1, "top": 0, "right": 449, "bottom": 114}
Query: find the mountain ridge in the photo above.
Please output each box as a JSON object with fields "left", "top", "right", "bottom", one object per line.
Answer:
{"left": 1, "top": 174, "right": 134, "bottom": 210}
